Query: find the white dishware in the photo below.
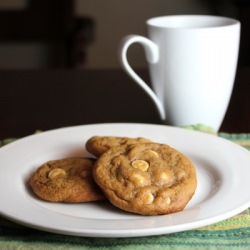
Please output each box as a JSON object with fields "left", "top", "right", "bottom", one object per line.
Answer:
{"left": 119, "top": 15, "right": 241, "bottom": 131}
{"left": 0, "top": 123, "right": 250, "bottom": 237}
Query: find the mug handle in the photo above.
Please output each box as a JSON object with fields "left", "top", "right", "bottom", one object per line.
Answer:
{"left": 119, "top": 35, "right": 165, "bottom": 120}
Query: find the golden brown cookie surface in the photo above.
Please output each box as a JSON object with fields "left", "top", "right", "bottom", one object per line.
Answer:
{"left": 93, "top": 143, "right": 197, "bottom": 215}
{"left": 85, "top": 136, "right": 152, "bottom": 157}
{"left": 29, "top": 157, "right": 105, "bottom": 202}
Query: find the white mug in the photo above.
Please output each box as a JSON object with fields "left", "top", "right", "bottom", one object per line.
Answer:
{"left": 119, "top": 15, "right": 240, "bottom": 131}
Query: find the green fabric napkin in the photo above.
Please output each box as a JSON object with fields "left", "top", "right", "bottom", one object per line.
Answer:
{"left": 0, "top": 131, "right": 250, "bottom": 250}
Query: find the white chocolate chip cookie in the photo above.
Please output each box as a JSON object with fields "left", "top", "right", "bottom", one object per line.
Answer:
{"left": 29, "top": 157, "right": 105, "bottom": 202}
{"left": 93, "top": 143, "right": 197, "bottom": 215}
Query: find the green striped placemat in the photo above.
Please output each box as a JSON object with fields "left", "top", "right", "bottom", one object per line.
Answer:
{"left": 0, "top": 131, "right": 250, "bottom": 250}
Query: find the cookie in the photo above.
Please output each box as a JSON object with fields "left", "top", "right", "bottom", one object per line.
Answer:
{"left": 86, "top": 136, "right": 152, "bottom": 157}
{"left": 29, "top": 157, "right": 105, "bottom": 202}
{"left": 93, "top": 143, "right": 197, "bottom": 215}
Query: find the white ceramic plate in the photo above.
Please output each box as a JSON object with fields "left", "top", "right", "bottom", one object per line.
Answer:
{"left": 0, "top": 123, "right": 250, "bottom": 238}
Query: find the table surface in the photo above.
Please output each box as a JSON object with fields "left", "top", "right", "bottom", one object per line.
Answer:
{"left": 0, "top": 68, "right": 250, "bottom": 249}
{"left": 0, "top": 67, "right": 250, "bottom": 139}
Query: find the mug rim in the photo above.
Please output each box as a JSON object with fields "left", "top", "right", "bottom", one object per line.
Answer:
{"left": 147, "top": 15, "right": 240, "bottom": 29}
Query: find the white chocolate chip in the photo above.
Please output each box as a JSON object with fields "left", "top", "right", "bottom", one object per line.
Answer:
{"left": 144, "top": 192, "right": 154, "bottom": 204}
{"left": 166, "top": 197, "right": 171, "bottom": 205}
{"left": 129, "top": 173, "right": 145, "bottom": 186}
{"left": 145, "top": 150, "right": 158, "bottom": 158}
{"left": 48, "top": 168, "right": 66, "bottom": 179}
{"left": 159, "top": 172, "right": 169, "bottom": 182}
{"left": 155, "top": 170, "right": 172, "bottom": 185}
{"left": 131, "top": 160, "right": 149, "bottom": 171}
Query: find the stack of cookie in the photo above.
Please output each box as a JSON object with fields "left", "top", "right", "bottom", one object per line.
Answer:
{"left": 29, "top": 136, "right": 197, "bottom": 215}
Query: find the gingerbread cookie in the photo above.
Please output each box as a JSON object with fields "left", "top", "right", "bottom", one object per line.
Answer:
{"left": 93, "top": 143, "right": 197, "bottom": 215}
{"left": 29, "top": 157, "right": 105, "bottom": 202}
{"left": 85, "top": 136, "right": 152, "bottom": 157}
